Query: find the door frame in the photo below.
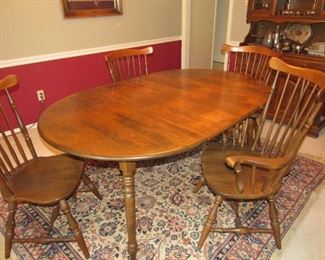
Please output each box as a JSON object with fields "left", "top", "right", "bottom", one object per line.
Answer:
{"left": 181, "top": 0, "right": 242, "bottom": 69}
{"left": 181, "top": 0, "right": 191, "bottom": 69}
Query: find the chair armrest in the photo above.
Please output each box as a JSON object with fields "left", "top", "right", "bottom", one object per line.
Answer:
{"left": 226, "top": 155, "right": 290, "bottom": 171}
{"left": 226, "top": 155, "right": 291, "bottom": 193}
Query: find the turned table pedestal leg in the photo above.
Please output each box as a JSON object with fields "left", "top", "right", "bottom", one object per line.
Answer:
{"left": 119, "top": 161, "right": 137, "bottom": 259}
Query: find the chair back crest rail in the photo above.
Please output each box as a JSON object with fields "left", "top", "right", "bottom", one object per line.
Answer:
{"left": 105, "top": 46, "right": 153, "bottom": 82}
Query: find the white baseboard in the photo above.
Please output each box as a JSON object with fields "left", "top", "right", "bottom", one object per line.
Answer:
{"left": 3, "top": 123, "right": 37, "bottom": 137}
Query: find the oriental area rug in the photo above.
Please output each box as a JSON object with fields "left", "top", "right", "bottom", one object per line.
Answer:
{"left": 0, "top": 150, "right": 324, "bottom": 260}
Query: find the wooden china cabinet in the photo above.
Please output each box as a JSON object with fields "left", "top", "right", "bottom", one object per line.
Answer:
{"left": 243, "top": 0, "right": 325, "bottom": 137}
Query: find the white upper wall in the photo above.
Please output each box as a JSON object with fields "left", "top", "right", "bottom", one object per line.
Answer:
{"left": 0, "top": 0, "right": 182, "bottom": 60}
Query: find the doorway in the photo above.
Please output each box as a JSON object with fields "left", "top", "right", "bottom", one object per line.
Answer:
{"left": 182, "top": 0, "right": 249, "bottom": 70}
{"left": 213, "top": 0, "right": 229, "bottom": 70}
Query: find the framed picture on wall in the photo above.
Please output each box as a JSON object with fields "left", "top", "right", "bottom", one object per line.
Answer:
{"left": 62, "top": 0, "right": 122, "bottom": 18}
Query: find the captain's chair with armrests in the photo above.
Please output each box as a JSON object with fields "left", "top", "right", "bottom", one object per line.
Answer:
{"left": 197, "top": 57, "right": 325, "bottom": 250}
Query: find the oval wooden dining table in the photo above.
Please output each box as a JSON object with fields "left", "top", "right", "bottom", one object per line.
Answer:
{"left": 38, "top": 69, "right": 270, "bottom": 259}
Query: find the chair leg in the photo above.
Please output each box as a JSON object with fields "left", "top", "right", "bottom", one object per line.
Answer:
{"left": 227, "top": 200, "right": 241, "bottom": 227}
{"left": 82, "top": 173, "right": 102, "bottom": 200}
{"left": 267, "top": 196, "right": 281, "bottom": 249}
{"left": 60, "top": 200, "right": 90, "bottom": 259}
{"left": 222, "top": 132, "right": 228, "bottom": 144}
{"left": 5, "top": 202, "right": 17, "bottom": 259}
{"left": 193, "top": 176, "right": 205, "bottom": 194}
{"left": 246, "top": 118, "right": 256, "bottom": 146}
{"left": 47, "top": 204, "right": 60, "bottom": 233}
{"left": 198, "top": 195, "right": 223, "bottom": 249}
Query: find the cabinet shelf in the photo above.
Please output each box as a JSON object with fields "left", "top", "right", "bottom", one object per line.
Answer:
{"left": 248, "top": 16, "right": 325, "bottom": 23}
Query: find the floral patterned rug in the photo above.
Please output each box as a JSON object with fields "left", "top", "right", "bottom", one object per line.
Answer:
{"left": 0, "top": 149, "right": 324, "bottom": 260}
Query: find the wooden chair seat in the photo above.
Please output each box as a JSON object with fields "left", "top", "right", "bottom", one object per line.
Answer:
{"left": 202, "top": 143, "right": 279, "bottom": 200}
{"left": 8, "top": 155, "right": 83, "bottom": 204}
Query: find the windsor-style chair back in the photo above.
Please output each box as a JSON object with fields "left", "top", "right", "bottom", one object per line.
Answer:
{"left": 0, "top": 74, "right": 98, "bottom": 258}
{"left": 105, "top": 46, "right": 153, "bottom": 82}
{"left": 222, "top": 44, "right": 282, "bottom": 145}
{"left": 193, "top": 45, "right": 281, "bottom": 194}
{"left": 198, "top": 57, "right": 325, "bottom": 250}
{"left": 223, "top": 43, "right": 281, "bottom": 81}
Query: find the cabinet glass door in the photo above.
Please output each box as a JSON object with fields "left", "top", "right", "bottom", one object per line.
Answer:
{"left": 252, "top": 0, "right": 271, "bottom": 10}
{"left": 320, "top": 0, "right": 325, "bottom": 16}
{"left": 247, "top": 0, "right": 274, "bottom": 22}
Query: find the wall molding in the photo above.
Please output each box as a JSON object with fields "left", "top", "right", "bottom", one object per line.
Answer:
{"left": 226, "top": 41, "right": 241, "bottom": 46}
{"left": 0, "top": 36, "right": 182, "bottom": 69}
{"left": 181, "top": 0, "right": 191, "bottom": 69}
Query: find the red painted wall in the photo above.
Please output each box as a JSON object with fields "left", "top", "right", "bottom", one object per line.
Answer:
{"left": 0, "top": 41, "right": 181, "bottom": 126}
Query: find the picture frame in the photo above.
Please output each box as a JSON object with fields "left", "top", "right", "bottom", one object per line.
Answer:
{"left": 62, "top": 0, "right": 122, "bottom": 18}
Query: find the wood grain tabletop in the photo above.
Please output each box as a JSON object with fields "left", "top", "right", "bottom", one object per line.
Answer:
{"left": 38, "top": 69, "right": 269, "bottom": 161}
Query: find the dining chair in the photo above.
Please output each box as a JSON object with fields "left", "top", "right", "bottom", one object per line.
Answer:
{"left": 105, "top": 46, "right": 153, "bottom": 82}
{"left": 222, "top": 44, "right": 282, "bottom": 144}
{"left": 0, "top": 75, "right": 96, "bottom": 258}
{"left": 193, "top": 44, "right": 281, "bottom": 193}
{"left": 223, "top": 43, "right": 281, "bottom": 81}
{"left": 197, "top": 57, "right": 325, "bottom": 250}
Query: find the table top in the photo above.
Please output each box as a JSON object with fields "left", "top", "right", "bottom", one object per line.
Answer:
{"left": 38, "top": 69, "right": 269, "bottom": 161}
